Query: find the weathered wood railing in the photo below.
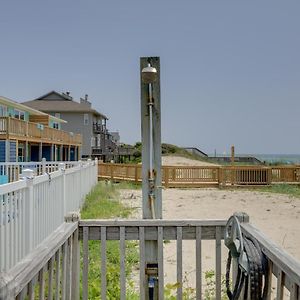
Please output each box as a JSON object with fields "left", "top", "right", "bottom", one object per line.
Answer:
{"left": 98, "top": 162, "right": 300, "bottom": 187}
{"left": 0, "top": 221, "right": 79, "bottom": 300}
{"left": 1, "top": 215, "right": 299, "bottom": 299}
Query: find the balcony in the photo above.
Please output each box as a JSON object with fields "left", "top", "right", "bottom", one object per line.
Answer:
{"left": 0, "top": 117, "right": 82, "bottom": 146}
{"left": 93, "top": 122, "right": 107, "bottom": 134}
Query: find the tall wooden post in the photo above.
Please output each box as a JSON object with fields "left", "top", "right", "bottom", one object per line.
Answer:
{"left": 140, "top": 57, "right": 162, "bottom": 299}
{"left": 231, "top": 145, "right": 235, "bottom": 164}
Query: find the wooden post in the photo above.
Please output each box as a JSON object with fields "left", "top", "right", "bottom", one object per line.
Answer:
{"left": 141, "top": 56, "right": 162, "bottom": 299}
{"left": 231, "top": 145, "right": 235, "bottom": 164}
{"left": 164, "top": 167, "right": 169, "bottom": 188}
{"left": 64, "top": 212, "right": 80, "bottom": 300}
{"left": 39, "top": 142, "right": 43, "bottom": 162}
{"left": 135, "top": 165, "right": 138, "bottom": 183}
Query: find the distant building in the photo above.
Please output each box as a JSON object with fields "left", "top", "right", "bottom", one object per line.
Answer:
{"left": 22, "top": 91, "right": 117, "bottom": 160}
{"left": 0, "top": 95, "right": 81, "bottom": 162}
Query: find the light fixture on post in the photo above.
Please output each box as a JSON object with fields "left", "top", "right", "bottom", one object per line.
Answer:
{"left": 141, "top": 63, "right": 158, "bottom": 84}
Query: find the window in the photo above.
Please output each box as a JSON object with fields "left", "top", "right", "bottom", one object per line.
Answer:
{"left": 14, "top": 109, "right": 25, "bottom": 120}
{"left": 91, "top": 137, "right": 95, "bottom": 147}
{"left": 0, "top": 105, "right": 7, "bottom": 117}
{"left": 83, "top": 113, "right": 89, "bottom": 125}
{"left": 53, "top": 122, "right": 59, "bottom": 129}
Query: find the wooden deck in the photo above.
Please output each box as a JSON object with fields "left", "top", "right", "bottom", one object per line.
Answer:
{"left": 98, "top": 162, "right": 300, "bottom": 187}
{"left": 0, "top": 117, "right": 82, "bottom": 145}
{"left": 1, "top": 214, "right": 299, "bottom": 299}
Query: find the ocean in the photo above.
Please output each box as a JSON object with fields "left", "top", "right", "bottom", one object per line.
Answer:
{"left": 253, "top": 154, "right": 300, "bottom": 164}
{"left": 210, "top": 154, "right": 300, "bottom": 164}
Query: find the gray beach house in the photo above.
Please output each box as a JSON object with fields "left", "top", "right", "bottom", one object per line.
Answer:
{"left": 22, "top": 91, "right": 118, "bottom": 160}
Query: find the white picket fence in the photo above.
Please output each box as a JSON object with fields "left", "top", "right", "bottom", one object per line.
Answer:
{"left": 0, "top": 159, "right": 98, "bottom": 272}
{"left": 0, "top": 159, "right": 79, "bottom": 184}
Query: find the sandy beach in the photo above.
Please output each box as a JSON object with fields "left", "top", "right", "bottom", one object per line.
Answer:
{"left": 120, "top": 156, "right": 300, "bottom": 289}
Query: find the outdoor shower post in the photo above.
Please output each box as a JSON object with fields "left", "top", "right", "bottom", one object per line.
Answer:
{"left": 140, "top": 57, "right": 162, "bottom": 299}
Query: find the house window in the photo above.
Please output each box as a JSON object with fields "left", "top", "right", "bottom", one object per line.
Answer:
{"left": 91, "top": 137, "right": 95, "bottom": 147}
{"left": 14, "top": 109, "right": 25, "bottom": 120}
{"left": 53, "top": 122, "right": 59, "bottom": 129}
{"left": 83, "top": 113, "right": 89, "bottom": 125}
{"left": 0, "top": 105, "right": 7, "bottom": 117}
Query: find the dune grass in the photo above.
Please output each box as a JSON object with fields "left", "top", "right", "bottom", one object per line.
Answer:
{"left": 80, "top": 182, "right": 139, "bottom": 299}
{"left": 259, "top": 184, "right": 300, "bottom": 198}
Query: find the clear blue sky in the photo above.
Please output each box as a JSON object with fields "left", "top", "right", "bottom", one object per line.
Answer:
{"left": 1, "top": 1, "right": 299, "bottom": 154}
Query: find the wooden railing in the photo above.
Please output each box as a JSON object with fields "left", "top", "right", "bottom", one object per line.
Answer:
{"left": 0, "top": 117, "right": 82, "bottom": 145}
{"left": 98, "top": 162, "right": 300, "bottom": 187}
{"left": 2, "top": 214, "right": 300, "bottom": 299}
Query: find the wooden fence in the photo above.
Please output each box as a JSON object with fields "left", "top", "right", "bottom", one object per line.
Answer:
{"left": 98, "top": 162, "right": 300, "bottom": 187}
{"left": 1, "top": 213, "right": 300, "bottom": 299}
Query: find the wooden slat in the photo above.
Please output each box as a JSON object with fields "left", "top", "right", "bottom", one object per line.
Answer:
{"left": 38, "top": 267, "right": 45, "bottom": 300}
{"left": 177, "top": 227, "right": 183, "bottom": 300}
{"left": 101, "top": 227, "right": 107, "bottom": 300}
{"left": 215, "top": 226, "right": 222, "bottom": 300}
{"left": 55, "top": 249, "right": 61, "bottom": 300}
{"left": 276, "top": 269, "right": 284, "bottom": 300}
{"left": 82, "top": 227, "right": 89, "bottom": 300}
{"left": 28, "top": 280, "right": 35, "bottom": 300}
{"left": 61, "top": 242, "right": 67, "bottom": 300}
{"left": 71, "top": 229, "right": 80, "bottom": 300}
{"left": 48, "top": 256, "right": 54, "bottom": 300}
{"left": 196, "top": 227, "right": 202, "bottom": 300}
{"left": 120, "top": 227, "right": 126, "bottom": 300}
{"left": 290, "top": 282, "right": 299, "bottom": 300}
{"left": 139, "top": 227, "right": 146, "bottom": 300}
{"left": 80, "top": 219, "right": 226, "bottom": 227}
{"left": 66, "top": 237, "right": 72, "bottom": 300}
{"left": 158, "top": 226, "right": 164, "bottom": 300}
{"left": 266, "top": 260, "right": 273, "bottom": 300}
{"left": 80, "top": 222, "right": 226, "bottom": 242}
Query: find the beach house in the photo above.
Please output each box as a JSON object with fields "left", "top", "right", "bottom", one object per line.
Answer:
{"left": 0, "top": 95, "right": 82, "bottom": 162}
{"left": 22, "top": 91, "right": 117, "bottom": 160}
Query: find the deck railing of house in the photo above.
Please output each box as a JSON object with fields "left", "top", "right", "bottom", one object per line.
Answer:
{"left": 1, "top": 214, "right": 299, "bottom": 299}
{"left": 0, "top": 117, "right": 82, "bottom": 145}
{"left": 0, "top": 159, "right": 98, "bottom": 272}
{"left": 98, "top": 162, "right": 300, "bottom": 187}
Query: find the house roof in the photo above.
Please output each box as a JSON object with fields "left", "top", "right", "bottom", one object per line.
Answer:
{"left": 22, "top": 91, "right": 108, "bottom": 120}
{"left": 0, "top": 95, "right": 67, "bottom": 124}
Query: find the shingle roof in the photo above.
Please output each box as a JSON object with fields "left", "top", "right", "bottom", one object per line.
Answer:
{"left": 22, "top": 91, "right": 108, "bottom": 119}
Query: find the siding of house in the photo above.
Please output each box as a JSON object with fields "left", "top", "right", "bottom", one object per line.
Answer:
{"left": 52, "top": 112, "right": 93, "bottom": 156}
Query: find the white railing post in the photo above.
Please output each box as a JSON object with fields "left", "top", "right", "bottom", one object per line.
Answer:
{"left": 42, "top": 157, "right": 46, "bottom": 174}
{"left": 94, "top": 158, "right": 98, "bottom": 186}
{"left": 59, "top": 163, "right": 66, "bottom": 216}
{"left": 21, "top": 169, "right": 35, "bottom": 253}
{"left": 77, "top": 160, "right": 83, "bottom": 205}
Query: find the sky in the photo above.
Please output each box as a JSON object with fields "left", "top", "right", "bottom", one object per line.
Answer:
{"left": 0, "top": 1, "right": 299, "bottom": 154}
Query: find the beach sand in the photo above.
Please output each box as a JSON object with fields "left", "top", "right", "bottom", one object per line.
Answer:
{"left": 120, "top": 156, "right": 300, "bottom": 291}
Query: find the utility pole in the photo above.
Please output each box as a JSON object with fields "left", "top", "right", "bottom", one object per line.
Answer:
{"left": 140, "top": 56, "right": 162, "bottom": 299}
